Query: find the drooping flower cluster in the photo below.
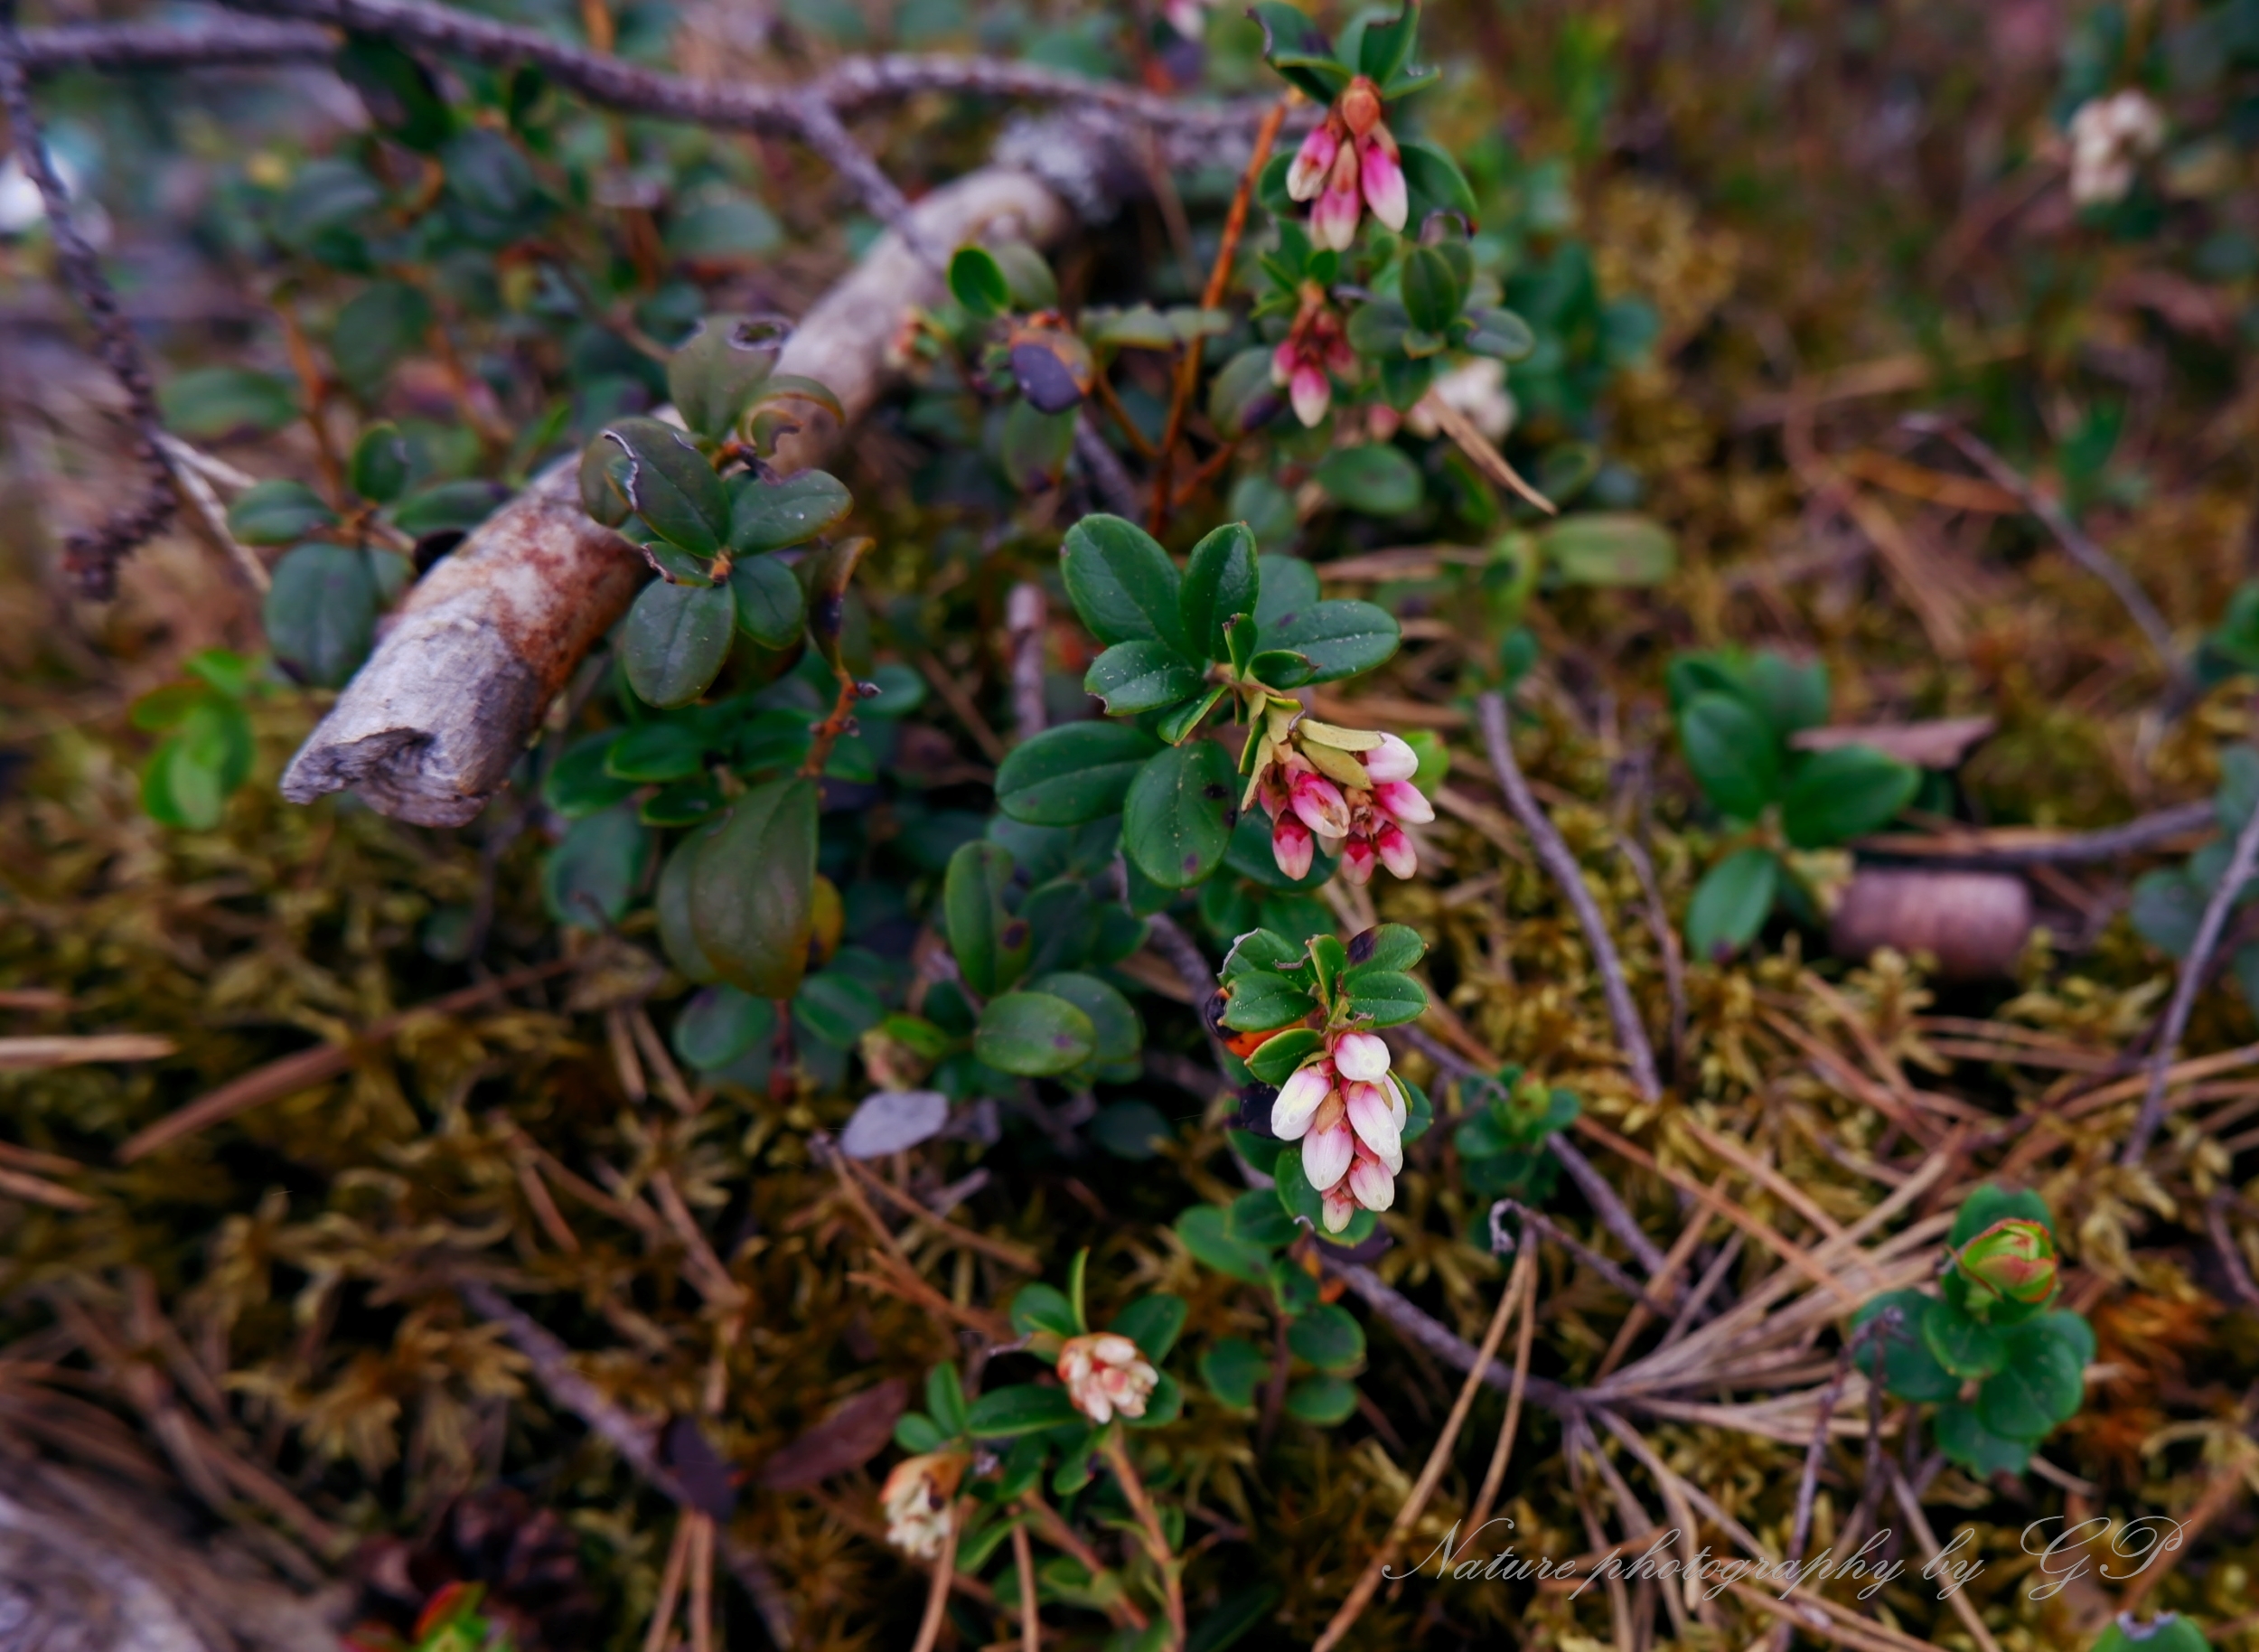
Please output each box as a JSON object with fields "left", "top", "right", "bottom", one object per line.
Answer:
{"left": 1285, "top": 75, "right": 1407, "bottom": 250}
{"left": 1056, "top": 1331, "right": 1159, "bottom": 1424}
{"left": 1246, "top": 709, "right": 1434, "bottom": 886}
{"left": 1269, "top": 281, "right": 1354, "bottom": 427}
{"left": 2067, "top": 89, "right": 2165, "bottom": 207}
{"left": 880, "top": 1450, "right": 965, "bottom": 1559}
{"left": 1270, "top": 1029, "right": 1408, "bottom": 1230}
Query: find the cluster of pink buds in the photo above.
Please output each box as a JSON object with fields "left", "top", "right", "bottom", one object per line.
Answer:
{"left": 1246, "top": 710, "right": 1434, "bottom": 886}
{"left": 1270, "top": 1030, "right": 1406, "bottom": 1230}
{"left": 1055, "top": 1331, "right": 1159, "bottom": 1425}
{"left": 1269, "top": 282, "right": 1354, "bottom": 427}
{"left": 1285, "top": 76, "right": 1407, "bottom": 251}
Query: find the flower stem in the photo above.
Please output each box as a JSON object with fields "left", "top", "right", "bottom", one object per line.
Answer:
{"left": 1100, "top": 1429, "right": 1186, "bottom": 1648}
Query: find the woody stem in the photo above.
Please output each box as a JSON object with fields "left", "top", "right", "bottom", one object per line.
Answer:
{"left": 1100, "top": 1428, "right": 1186, "bottom": 1648}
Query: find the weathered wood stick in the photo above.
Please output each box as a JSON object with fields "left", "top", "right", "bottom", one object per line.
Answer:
{"left": 281, "top": 164, "right": 1073, "bottom": 825}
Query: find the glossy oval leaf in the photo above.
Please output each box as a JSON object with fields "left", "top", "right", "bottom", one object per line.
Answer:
{"left": 1086, "top": 639, "right": 1204, "bottom": 716}
{"left": 1122, "top": 739, "right": 1238, "bottom": 889}
{"left": 1180, "top": 521, "right": 1261, "bottom": 663}
{"left": 1029, "top": 970, "right": 1142, "bottom": 1068}
{"left": 1258, "top": 598, "right": 1401, "bottom": 684}
{"left": 1684, "top": 847, "right": 1778, "bottom": 963}
{"left": 1314, "top": 445, "right": 1422, "bottom": 517}
{"left": 1060, "top": 513, "right": 1188, "bottom": 652}
{"left": 1782, "top": 745, "right": 1919, "bottom": 849}
{"left": 265, "top": 542, "right": 380, "bottom": 689}
{"left": 227, "top": 478, "right": 338, "bottom": 546}
{"left": 974, "top": 990, "right": 1097, "bottom": 1076}
{"left": 995, "top": 721, "right": 1163, "bottom": 825}
{"left": 1679, "top": 691, "right": 1780, "bottom": 820}
{"left": 689, "top": 776, "right": 818, "bottom": 999}
{"left": 728, "top": 469, "right": 852, "bottom": 555}
{"left": 602, "top": 416, "right": 727, "bottom": 558}
{"left": 944, "top": 840, "right": 1030, "bottom": 996}
{"left": 623, "top": 578, "right": 736, "bottom": 708}
{"left": 1541, "top": 513, "right": 1676, "bottom": 587}
{"left": 728, "top": 552, "right": 805, "bottom": 648}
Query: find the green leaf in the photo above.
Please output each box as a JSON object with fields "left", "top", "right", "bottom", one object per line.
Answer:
{"left": 1287, "top": 1302, "right": 1366, "bottom": 1374}
{"left": 1460, "top": 306, "right": 1536, "bottom": 361}
{"left": 1921, "top": 1295, "right": 2008, "bottom": 1380}
{"left": 1248, "top": 1, "right": 1348, "bottom": 101}
{"left": 1680, "top": 691, "right": 1781, "bottom": 819}
{"left": 924, "top": 1363, "right": 970, "bottom": 1437}
{"left": 1223, "top": 971, "right": 1317, "bottom": 1032}
{"left": 1157, "top": 686, "right": 1227, "bottom": 746}
{"left": 391, "top": 478, "right": 505, "bottom": 536}
{"left": 600, "top": 416, "right": 728, "bottom": 558}
{"left": 1247, "top": 1027, "right": 1325, "bottom": 1085}
{"left": 727, "top": 552, "right": 806, "bottom": 649}
{"left": 672, "top": 986, "right": 774, "bottom": 1071}
{"left": 1975, "top": 1317, "right": 2086, "bottom": 1439}
{"left": 331, "top": 280, "right": 432, "bottom": 394}
{"left": 1011, "top": 1282, "right": 1080, "bottom": 1342}
{"left": 1345, "top": 924, "right": 1427, "bottom": 973}
{"left": 729, "top": 469, "right": 852, "bottom": 554}
{"left": 796, "top": 536, "right": 867, "bottom": 673}
{"left": 1397, "top": 137, "right": 1476, "bottom": 219}
{"left": 944, "top": 840, "right": 1029, "bottom": 996}
{"left": 1540, "top": 513, "right": 1676, "bottom": 587}
{"left": 227, "top": 478, "right": 338, "bottom": 547}
{"left": 665, "top": 191, "right": 783, "bottom": 263}
{"left": 265, "top": 542, "right": 380, "bottom": 689}
{"left": 655, "top": 831, "right": 720, "bottom": 983}
{"left": 606, "top": 721, "right": 707, "bottom": 783}
{"left": 975, "top": 991, "right": 1097, "bottom": 1076}
{"left": 894, "top": 1412, "right": 945, "bottom": 1454}
{"left": 1227, "top": 1190, "right": 1298, "bottom": 1248}
{"left": 1197, "top": 1337, "right": 1270, "bottom": 1410}
{"left": 1176, "top": 1206, "right": 1271, "bottom": 1286}
{"left": 689, "top": 776, "right": 819, "bottom": 999}
{"left": 1060, "top": 514, "right": 1188, "bottom": 652}
{"left": 1122, "top": 740, "right": 1238, "bottom": 889}
{"left": 1030, "top": 971, "right": 1142, "bottom": 1068}
{"left": 1179, "top": 521, "right": 1261, "bottom": 662}
{"left": 1745, "top": 651, "right": 1831, "bottom": 738}
{"left": 1258, "top": 599, "right": 1401, "bottom": 684}
{"left": 1315, "top": 445, "right": 1422, "bottom": 517}
{"left": 349, "top": 423, "right": 410, "bottom": 503}
{"left": 1111, "top": 1294, "right": 1187, "bottom": 1362}
{"left": 544, "top": 803, "right": 652, "bottom": 930}
{"left": 1188, "top": 1587, "right": 1282, "bottom": 1652}
{"left": 1400, "top": 245, "right": 1462, "bottom": 335}
{"left": 1948, "top": 1184, "right": 2057, "bottom": 1247}
{"left": 1093, "top": 1099, "right": 1171, "bottom": 1157}
{"left": 1782, "top": 746, "right": 1920, "bottom": 849}
{"left": 999, "top": 399, "right": 1077, "bottom": 492}
{"left": 996, "top": 722, "right": 1164, "bottom": 825}
{"left": 964, "top": 1384, "right": 1083, "bottom": 1439}
{"left": 1684, "top": 848, "right": 1779, "bottom": 962}
{"left": 1355, "top": 0, "right": 1420, "bottom": 83}
{"left": 1284, "top": 1375, "right": 1358, "bottom": 1426}
{"left": 622, "top": 579, "right": 735, "bottom": 708}
{"left": 1854, "top": 1289, "right": 1958, "bottom": 1403}
{"left": 794, "top": 971, "right": 885, "bottom": 1048}
{"left": 666, "top": 314, "right": 786, "bottom": 439}
{"left": 1086, "top": 639, "right": 1204, "bottom": 716}
{"left": 991, "top": 241, "right": 1061, "bottom": 310}
{"left": 158, "top": 367, "right": 296, "bottom": 440}
{"left": 338, "top": 33, "right": 452, "bottom": 150}
{"left": 1344, "top": 970, "right": 1425, "bottom": 1028}
{"left": 948, "top": 245, "right": 1011, "bottom": 319}
{"left": 1934, "top": 1401, "right": 2031, "bottom": 1478}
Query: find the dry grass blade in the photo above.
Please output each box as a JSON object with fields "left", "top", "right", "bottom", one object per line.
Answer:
{"left": 0, "top": 1034, "right": 175, "bottom": 1071}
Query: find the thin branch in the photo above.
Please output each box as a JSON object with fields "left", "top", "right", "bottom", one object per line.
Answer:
{"left": 1074, "top": 411, "right": 1143, "bottom": 520}
{"left": 2124, "top": 777, "right": 2259, "bottom": 1165}
{"left": 1006, "top": 582, "right": 1048, "bottom": 741}
{"left": 1148, "top": 91, "right": 1291, "bottom": 531}
{"left": 909, "top": 1498, "right": 963, "bottom": 1652}
{"left": 1860, "top": 800, "right": 2214, "bottom": 868}
{"left": 791, "top": 92, "right": 946, "bottom": 272}
{"left": 1475, "top": 691, "right": 1662, "bottom": 1103}
{"left": 14, "top": 16, "right": 333, "bottom": 71}
{"left": 1311, "top": 1234, "right": 1531, "bottom": 1652}
{"left": 1498, "top": 1198, "right": 1674, "bottom": 1318}
{"left": 0, "top": 6, "right": 175, "bottom": 597}
{"left": 1462, "top": 1239, "right": 1538, "bottom": 1546}
{"left": 456, "top": 1278, "right": 799, "bottom": 1649}
{"left": 1904, "top": 413, "right": 2185, "bottom": 684}
{"left": 1317, "top": 1255, "right": 1578, "bottom": 1414}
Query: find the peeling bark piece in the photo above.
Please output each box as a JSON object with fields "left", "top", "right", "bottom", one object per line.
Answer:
{"left": 282, "top": 164, "right": 1073, "bottom": 825}
{"left": 278, "top": 457, "right": 644, "bottom": 826}
{"left": 1829, "top": 868, "right": 2031, "bottom": 980}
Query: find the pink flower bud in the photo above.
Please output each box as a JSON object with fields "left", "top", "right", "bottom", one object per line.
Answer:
{"left": 1289, "top": 362, "right": 1332, "bottom": 428}
{"left": 1270, "top": 340, "right": 1298, "bottom": 387}
{"left": 1320, "top": 1181, "right": 1358, "bottom": 1233}
{"left": 1373, "top": 777, "right": 1434, "bottom": 825}
{"left": 1271, "top": 812, "right": 1315, "bottom": 880}
{"left": 1344, "top": 1080, "right": 1403, "bottom": 1172}
{"left": 1302, "top": 1097, "right": 1354, "bottom": 1190}
{"left": 881, "top": 1452, "right": 966, "bottom": 1559}
{"left": 1340, "top": 833, "right": 1377, "bottom": 884}
{"left": 1339, "top": 76, "right": 1383, "bottom": 140}
{"left": 1333, "top": 1030, "right": 1390, "bottom": 1083}
{"left": 1359, "top": 132, "right": 1408, "bottom": 233}
{"left": 1289, "top": 766, "right": 1353, "bottom": 838}
{"left": 1364, "top": 732, "right": 1420, "bottom": 784}
{"left": 1057, "top": 1331, "right": 1159, "bottom": 1425}
{"left": 1383, "top": 1072, "right": 1409, "bottom": 1130}
{"left": 1286, "top": 122, "right": 1339, "bottom": 202}
{"left": 1310, "top": 144, "right": 1364, "bottom": 251}
{"left": 1346, "top": 1146, "right": 1395, "bottom": 1213}
{"left": 1270, "top": 1061, "right": 1331, "bottom": 1139}
{"left": 1375, "top": 822, "right": 1417, "bottom": 878}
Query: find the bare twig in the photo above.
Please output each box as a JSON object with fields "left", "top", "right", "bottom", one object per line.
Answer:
{"left": 1148, "top": 91, "right": 1292, "bottom": 531}
{"left": 1311, "top": 1235, "right": 1532, "bottom": 1652}
{"left": 1074, "top": 411, "right": 1143, "bottom": 519}
{"left": 1012, "top": 1520, "right": 1041, "bottom": 1652}
{"left": 1499, "top": 1198, "right": 1674, "bottom": 1318}
{"left": 1006, "top": 582, "right": 1048, "bottom": 741}
{"left": 2206, "top": 1191, "right": 2259, "bottom": 1309}
{"left": 2124, "top": 765, "right": 2259, "bottom": 1166}
{"left": 909, "top": 1498, "right": 963, "bottom": 1652}
{"left": 1317, "top": 1255, "right": 1578, "bottom": 1414}
{"left": 1461, "top": 1238, "right": 1537, "bottom": 1568}
{"left": 15, "top": 16, "right": 333, "bottom": 71}
{"left": 0, "top": 6, "right": 175, "bottom": 596}
{"left": 1101, "top": 1432, "right": 1186, "bottom": 1647}
{"left": 1857, "top": 801, "right": 2215, "bottom": 868}
{"left": 457, "top": 1277, "right": 799, "bottom": 1648}
{"left": 1905, "top": 414, "right": 2184, "bottom": 683}
{"left": 1476, "top": 691, "right": 1661, "bottom": 1102}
